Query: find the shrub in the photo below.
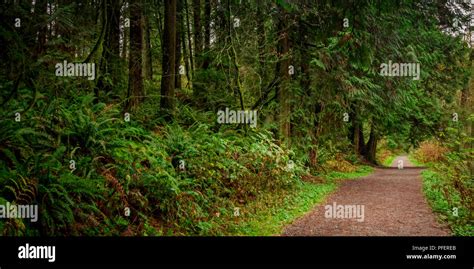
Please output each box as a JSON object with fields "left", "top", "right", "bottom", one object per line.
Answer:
{"left": 413, "top": 140, "right": 448, "bottom": 163}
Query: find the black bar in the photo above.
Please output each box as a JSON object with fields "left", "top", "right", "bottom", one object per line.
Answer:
{"left": 0, "top": 237, "right": 472, "bottom": 267}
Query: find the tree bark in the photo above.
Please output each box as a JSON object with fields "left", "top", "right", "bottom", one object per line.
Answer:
{"left": 184, "top": 0, "right": 194, "bottom": 76}
{"left": 143, "top": 14, "right": 153, "bottom": 81}
{"left": 192, "top": 0, "right": 202, "bottom": 68}
{"left": 364, "top": 123, "right": 378, "bottom": 164}
{"left": 256, "top": 1, "right": 265, "bottom": 80}
{"left": 181, "top": 20, "right": 191, "bottom": 86}
{"left": 309, "top": 103, "right": 322, "bottom": 168}
{"left": 276, "top": 7, "right": 291, "bottom": 145}
{"left": 468, "top": 50, "right": 474, "bottom": 177}
{"left": 348, "top": 104, "right": 364, "bottom": 156}
{"left": 202, "top": 0, "right": 211, "bottom": 69}
{"left": 126, "top": 0, "right": 144, "bottom": 110}
{"left": 97, "top": 0, "right": 122, "bottom": 99}
{"left": 160, "top": 0, "right": 177, "bottom": 120}
{"left": 175, "top": 0, "right": 183, "bottom": 89}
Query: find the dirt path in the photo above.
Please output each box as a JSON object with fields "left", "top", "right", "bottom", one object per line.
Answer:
{"left": 283, "top": 156, "right": 450, "bottom": 236}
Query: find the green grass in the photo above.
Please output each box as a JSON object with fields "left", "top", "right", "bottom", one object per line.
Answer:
{"left": 407, "top": 153, "right": 424, "bottom": 167}
{"left": 221, "top": 165, "right": 374, "bottom": 236}
{"left": 382, "top": 155, "right": 397, "bottom": 167}
{"left": 323, "top": 165, "right": 374, "bottom": 180}
{"left": 421, "top": 170, "right": 473, "bottom": 236}
{"left": 409, "top": 152, "right": 472, "bottom": 235}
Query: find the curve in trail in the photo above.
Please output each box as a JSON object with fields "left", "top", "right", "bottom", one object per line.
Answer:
{"left": 283, "top": 156, "right": 450, "bottom": 236}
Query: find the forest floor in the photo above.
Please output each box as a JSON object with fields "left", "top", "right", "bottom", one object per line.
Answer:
{"left": 282, "top": 156, "right": 451, "bottom": 236}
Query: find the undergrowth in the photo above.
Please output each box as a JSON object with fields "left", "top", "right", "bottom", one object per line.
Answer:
{"left": 412, "top": 137, "right": 473, "bottom": 236}
{"left": 0, "top": 93, "right": 312, "bottom": 235}
{"left": 421, "top": 170, "right": 473, "bottom": 236}
{"left": 220, "top": 165, "right": 373, "bottom": 236}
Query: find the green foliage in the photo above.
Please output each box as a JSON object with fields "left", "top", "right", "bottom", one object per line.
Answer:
{"left": 0, "top": 93, "right": 308, "bottom": 235}
{"left": 1, "top": 0, "right": 472, "bottom": 237}
{"left": 422, "top": 170, "right": 473, "bottom": 236}
{"left": 414, "top": 116, "right": 473, "bottom": 236}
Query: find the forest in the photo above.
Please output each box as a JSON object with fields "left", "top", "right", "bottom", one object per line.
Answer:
{"left": 0, "top": 0, "right": 472, "bottom": 236}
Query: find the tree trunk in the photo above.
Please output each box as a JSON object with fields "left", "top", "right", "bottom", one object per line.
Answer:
{"left": 202, "top": 0, "right": 211, "bottom": 69}
{"left": 123, "top": 2, "right": 130, "bottom": 61}
{"left": 348, "top": 104, "right": 364, "bottom": 156}
{"left": 299, "top": 17, "right": 315, "bottom": 166}
{"left": 97, "top": 0, "right": 122, "bottom": 99}
{"left": 309, "top": 103, "right": 322, "bottom": 168}
{"left": 143, "top": 14, "right": 153, "bottom": 81}
{"left": 192, "top": 0, "right": 202, "bottom": 68}
{"left": 364, "top": 124, "right": 378, "bottom": 164}
{"left": 35, "top": 0, "right": 48, "bottom": 57}
{"left": 276, "top": 7, "right": 291, "bottom": 145}
{"left": 175, "top": 0, "right": 183, "bottom": 89}
{"left": 468, "top": 50, "right": 474, "bottom": 177}
{"left": 256, "top": 1, "right": 265, "bottom": 80}
{"left": 160, "top": 0, "right": 177, "bottom": 120}
{"left": 184, "top": 0, "right": 194, "bottom": 76}
{"left": 126, "top": 0, "right": 144, "bottom": 111}
{"left": 181, "top": 21, "right": 191, "bottom": 86}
